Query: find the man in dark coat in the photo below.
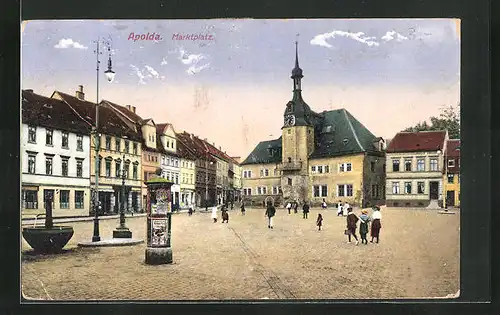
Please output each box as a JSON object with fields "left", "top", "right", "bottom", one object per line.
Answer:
{"left": 302, "top": 200, "right": 310, "bottom": 219}
{"left": 265, "top": 202, "right": 276, "bottom": 229}
{"left": 293, "top": 201, "right": 298, "bottom": 214}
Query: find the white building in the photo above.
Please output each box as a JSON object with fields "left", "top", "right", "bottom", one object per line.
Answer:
{"left": 21, "top": 90, "right": 92, "bottom": 217}
{"left": 157, "top": 123, "right": 181, "bottom": 208}
{"left": 385, "top": 130, "right": 448, "bottom": 208}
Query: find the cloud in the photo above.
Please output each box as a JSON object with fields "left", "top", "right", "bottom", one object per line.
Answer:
{"left": 130, "top": 64, "right": 146, "bottom": 84}
{"left": 161, "top": 57, "right": 168, "bottom": 66}
{"left": 187, "top": 63, "right": 210, "bottom": 75}
{"left": 145, "top": 65, "right": 160, "bottom": 79}
{"left": 54, "top": 38, "right": 88, "bottom": 49}
{"left": 381, "top": 31, "right": 408, "bottom": 42}
{"left": 310, "top": 30, "right": 379, "bottom": 48}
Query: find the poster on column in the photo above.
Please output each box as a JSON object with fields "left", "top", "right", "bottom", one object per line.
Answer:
{"left": 152, "top": 187, "right": 170, "bottom": 215}
{"left": 151, "top": 218, "right": 168, "bottom": 246}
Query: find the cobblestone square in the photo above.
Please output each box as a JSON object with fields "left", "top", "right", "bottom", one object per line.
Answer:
{"left": 21, "top": 207, "right": 459, "bottom": 300}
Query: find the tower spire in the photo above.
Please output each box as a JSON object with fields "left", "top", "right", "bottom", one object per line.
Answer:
{"left": 295, "top": 40, "right": 299, "bottom": 69}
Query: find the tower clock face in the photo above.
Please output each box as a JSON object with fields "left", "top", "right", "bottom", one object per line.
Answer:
{"left": 284, "top": 115, "right": 296, "bottom": 127}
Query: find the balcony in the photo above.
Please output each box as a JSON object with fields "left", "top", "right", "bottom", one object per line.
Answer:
{"left": 279, "top": 161, "right": 302, "bottom": 171}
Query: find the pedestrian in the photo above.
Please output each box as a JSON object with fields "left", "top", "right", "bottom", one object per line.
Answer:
{"left": 370, "top": 206, "right": 382, "bottom": 243}
{"left": 286, "top": 202, "right": 292, "bottom": 214}
{"left": 337, "top": 201, "right": 343, "bottom": 216}
{"left": 359, "top": 209, "right": 370, "bottom": 244}
{"left": 240, "top": 202, "right": 246, "bottom": 215}
{"left": 316, "top": 213, "right": 323, "bottom": 231}
{"left": 221, "top": 209, "right": 229, "bottom": 223}
{"left": 346, "top": 207, "right": 359, "bottom": 245}
{"left": 188, "top": 207, "right": 193, "bottom": 216}
{"left": 302, "top": 200, "right": 310, "bottom": 219}
{"left": 343, "top": 202, "right": 350, "bottom": 216}
{"left": 321, "top": 198, "right": 327, "bottom": 209}
{"left": 231, "top": 201, "right": 234, "bottom": 210}
{"left": 211, "top": 206, "right": 218, "bottom": 223}
{"left": 265, "top": 202, "right": 276, "bottom": 229}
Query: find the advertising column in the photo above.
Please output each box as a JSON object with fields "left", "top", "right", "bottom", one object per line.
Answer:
{"left": 144, "top": 178, "right": 173, "bottom": 265}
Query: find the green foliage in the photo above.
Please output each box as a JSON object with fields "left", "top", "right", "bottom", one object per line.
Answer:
{"left": 403, "top": 104, "right": 460, "bottom": 139}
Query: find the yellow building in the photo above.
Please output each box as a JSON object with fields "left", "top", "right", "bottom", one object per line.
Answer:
{"left": 178, "top": 148, "right": 197, "bottom": 209}
{"left": 241, "top": 44, "right": 386, "bottom": 207}
{"left": 443, "top": 139, "right": 460, "bottom": 208}
{"left": 52, "top": 89, "right": 143, "bottom": 213}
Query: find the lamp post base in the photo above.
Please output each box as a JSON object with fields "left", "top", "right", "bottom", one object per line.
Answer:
{"left": 145, "top": 247, "right": 172, "bottom": 265}
{"left": 113, "top": 227, "right": 132, "bottom": 238}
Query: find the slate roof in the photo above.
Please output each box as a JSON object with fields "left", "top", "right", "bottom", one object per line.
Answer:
{"left": 52, "top": 91, "right": 142, "bottom": 141}
{"left": 22, "top": 90, "right": 92, "bottom": 134}
{"left": 101, "top": 100, "right": 144, "bottom": 124}
{"left": 387, "top": 131, "right": 447, "bottom": 153}
{"left": 241, "top": 108, "right": 381, "bottom": 165}
{"left": 175, "top": 132, "right": 216, "bottom": 163}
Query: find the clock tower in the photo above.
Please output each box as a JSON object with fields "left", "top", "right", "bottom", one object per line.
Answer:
{"left": 281, "top": 41, "right": 315, "bottom": 203}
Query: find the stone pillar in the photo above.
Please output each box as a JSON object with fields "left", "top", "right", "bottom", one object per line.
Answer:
{"left": 111, "top": 193, "right": 116, "bottom": 213}
{"left": 128, "top": 190, "right": 133, "bottom": 213}
{"left": 136, "top": 193, "right": 141, "bottom": 213}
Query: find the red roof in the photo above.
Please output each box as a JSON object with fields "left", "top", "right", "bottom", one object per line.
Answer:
{"left": 386, "top": 131, "right": 447, "bottom": 153}
{"left": 101, "top": 100, "right": 144, "bottom": 123}
{"left": 22, "top": 90, "right": 93, "bottom": 134}
{"left": 52, "top": 91, "right": 142, "bottom": 141}
{"left": 445, "top": 139, "right": 460, "bottom": 157}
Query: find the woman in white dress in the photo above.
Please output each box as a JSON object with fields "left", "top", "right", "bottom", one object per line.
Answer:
{"left": 343, "top": 202, "right": 350, "bottom": 216}
{"left": 211, "top": 206, "right": 218, "bottom": 223}
{"left": 337, "top": 201, "right": 343, "bottom": 216}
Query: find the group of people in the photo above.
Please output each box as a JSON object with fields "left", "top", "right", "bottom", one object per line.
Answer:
{"left": 345, "top": 206, "right": 382, "bottom": 245}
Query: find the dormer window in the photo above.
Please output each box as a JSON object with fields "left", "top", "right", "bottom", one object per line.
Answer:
{"left": 342, "top": 138, "right": 349, "bottom": 145}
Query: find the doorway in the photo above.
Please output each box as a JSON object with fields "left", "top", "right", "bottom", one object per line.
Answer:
{"left": 429, "top": 181, "right": 439, "bottom": 200}
{"left": 446, "top": 190, "right": 455, "bottom": 207}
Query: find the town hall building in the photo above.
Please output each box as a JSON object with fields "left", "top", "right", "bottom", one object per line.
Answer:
{"left": 241, "top": 43, "right": 386, "bottom": 207}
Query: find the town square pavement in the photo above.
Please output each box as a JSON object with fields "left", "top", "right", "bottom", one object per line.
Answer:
{"left": 21, "top": 207, "right": 460, "bottom": 300}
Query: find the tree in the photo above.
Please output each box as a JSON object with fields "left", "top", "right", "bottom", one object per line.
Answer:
{"left": 403, "top": 104, "right": 460, "bottom": 139}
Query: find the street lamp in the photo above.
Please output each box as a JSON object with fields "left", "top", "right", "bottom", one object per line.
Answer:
{"left": 205, "top": 160, "right": 214, "bottom": 208}
{"left": 113, "top": 151, "right": 132, "bottom": 238}
{"left": 92, "top": 37, "right": 115, "bottom": 242}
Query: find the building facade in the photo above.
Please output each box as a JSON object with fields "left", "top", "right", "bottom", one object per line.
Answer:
{"left": 178, "top": 144, "right": 197, "bottom": 209}
{"left": 156, "top": 123, "right": 181, "bottom": 208}
{"left": 52, "top": 88, "right": 143, "bottom": 214}
{"left": 241, "top": 43, "right": 386, "bottom": 207}
{"left": 443, "top": 139, "right": 460, "bottom": 208}
{"left": 21, "top": 90, "right": 92, "bottom": 217}
{"left": 385, "top": 131, "right": 448, "bottom": 208}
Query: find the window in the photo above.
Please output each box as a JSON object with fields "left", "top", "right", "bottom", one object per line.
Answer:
{"left": 265, "top": 169, "right": 269, "bottom": 176}
{"left": 287, "top": 129, "right": 291, "bottom": 134}
{"left": 61, "top": 158, "right": 69, "bottom": 176}
{"left": 392, "top": 182, "right": 400, "bottom": 194}
{"left": 175, "top": 174, "right": 179, "bottom": 184}
{"left": 75, "top": 191, "right": 84, "bottom": 209}
{"left": 28, "top": 154, "right": 36, "bottom": 174}
{"left": 28, "top": 126, "right": 37, "bottom": 143}
{"left": 346, "top": 184, "right": 353, "bottom": 196}
{"left": 448, "top": 159, "right": 455, "bottom": 167}
{"left": 272, "top": 186, "right": 281, "bottom": 195}
{"left": 311, "top": 166, "right": 316, "bottom": 173}
{"left": 339, "top": 163, "right": 352, "bottom": 172}
{"left": 260, "top": 169, "right": 264, "bottom": 177}
{"left": 371, "top": 184, "right": 379, "bottom": 198}
{"left": 45, "top": 156, "right": 53, "bottom": 175}
{"left": 76, "top": 160, "right": 83, "bottom": 177}
{"left": 167, "top": 140, "right": 170, "bottom": 148}
{"left": 125, "top": 140, "right": 130, "bottom": 153}
{"left": 313, "top": 185, "right": 320, "bottom": 197}
{"left": 175, "top": 160, "right": 178, "bottom": 167}
{"left": 116, "top": 161, "right": 121, "bottom": 178}
{"left": 312, "top": 185, "right": 328, "bottom": 197}
{"left": 417, "top": 182, "right": 425, "bottom": 194}
{"left": 318, "top": 166, "right": 323, "bottom": 174}
{"left": 25, "top": 190, "right": 38, "bottom": 209}
{"left": 45, "top": 129, "right": 53, "bottom": 145}
{"left": 62, "top": 131, "right": 69, "bottom": 148}
{"left": 404, "top": 160, "right": 412, "bottom": 172}
{"left": 430, "top": 158, "right": 438, "bottom": 171}
{"left": 105, "top": 160, "right": 111, "bottom": 177}
{"left": 243, "top": 170, "right": 252, "bottom": 178}
{"left": 105, "top": 136, "right": 111, "bottom": 150}
{"left": 392, "top": 159, "right": 400, "bottom": 172}
{"left": 288, "top": 178, "right": 292, "bottom": 185}
{"left": 133, "top": 164, "right": 138, "bottom": 179}
{"left": 243, "top": 188, "right": 252, "bottom": 196}
{"left": 337, "top": 184, "right": 345, "bottom": 197}
{"left": 115, "top": 138, "right": 121, "bottom": 152}
{"left": 325, "top": 165, "right": 330, "bottom": 173}
{"left": 417, "top": 158, "right": 425, "bottom": 171}
{"left": 337, "top": 184, "right": 353, "bottom": 197}
{"left": 125, "top": 163, "right": 130, "bottom": 179}
{"left": 77, "top": 135, "right": 83, "bottom": 151}
{"left": 321, "top": 185, "right": 328, "bottom": 197}
{"left": 404, "top": 182, "right": 412, "bottom": 194}
{"left": 346, "top": 163, "right": 352, "bottom": 171}
{"left": 370, "top": 162, "right": 375, "bottom": 172}
{"left": 133, "top": 143, "right": 138, "bottom": 155}
{"left": 59, "top": 190, "right": 70, "bottom": 209}
{"left": 447, "top": 174, "right": 454, "bottom": 183}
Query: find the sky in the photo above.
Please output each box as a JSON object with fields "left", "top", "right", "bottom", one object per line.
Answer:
{"left": 21, "top": 19, "right": 460, "bottom": 158}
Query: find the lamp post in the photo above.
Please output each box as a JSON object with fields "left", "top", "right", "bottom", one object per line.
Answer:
{"left": 92, "top": 37, "right": 116, "bottom": 242}
{"left": 113, "top": 151, "right": 132, "bottom": 238}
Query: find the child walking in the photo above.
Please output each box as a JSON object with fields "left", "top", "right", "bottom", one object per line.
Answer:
{"left": 221, "top": 209, "right": 229, "bottom": 223}
{"left": 346, "top": 207, "right": 359, "bottom": 245}
{"left": 316, "top": 213, "right": 323, "bottom": 231}
{"left": 359, "top": 209, "right": 370, "bottom": 244}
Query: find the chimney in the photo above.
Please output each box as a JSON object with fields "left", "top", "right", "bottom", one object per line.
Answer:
{"left": 75, "top": 85, "right": 85, "bottom": 100}
{"left": 126, "top": 105, "right": 136, "bottom": 113}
